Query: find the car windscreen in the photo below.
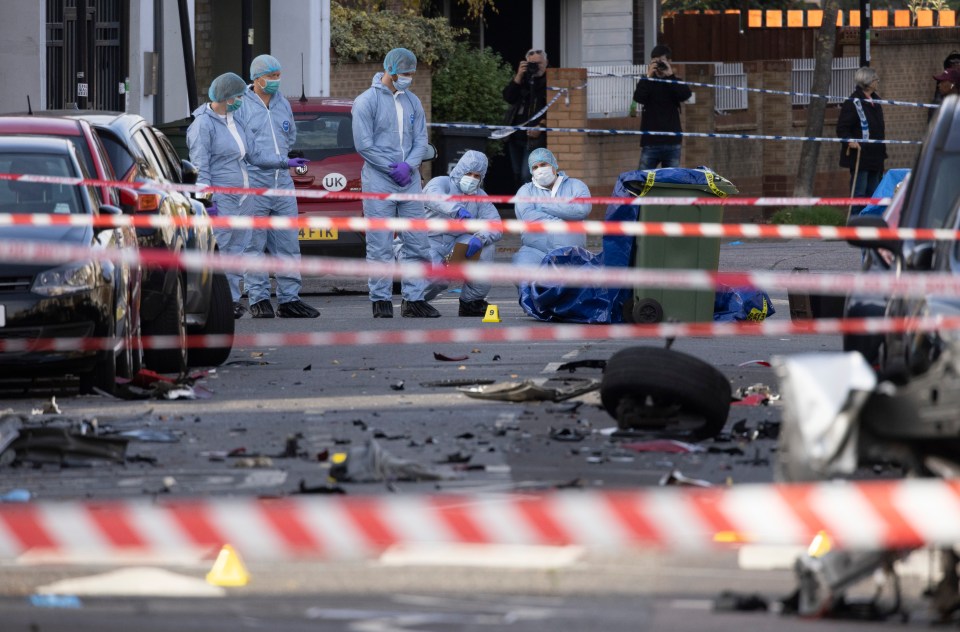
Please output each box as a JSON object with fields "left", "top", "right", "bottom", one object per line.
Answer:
{"left": 0, "top": 153, "right": 83, "bottom": 214}
{"left": 919, "top": 154, "right": 960, "bottom": 229}
{"left": 292, "top": 113, "right": 355, "bottom": 161}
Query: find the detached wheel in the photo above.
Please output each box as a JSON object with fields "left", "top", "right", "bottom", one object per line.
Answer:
{"left": 600, "top": 346, "right": 731, "bottom": 438}
{"left": 633, "top": 298, "right": 663, "bottom": 324}
{"left": 142, "top": 275, "right": 188, "bottom": 375}
{"left": 188, "top": 272, "right": 234, "bottom": 367}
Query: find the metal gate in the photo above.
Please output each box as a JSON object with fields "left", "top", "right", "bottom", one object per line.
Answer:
{"left": 46, "top": 0, "right": 123, "bottom": 111}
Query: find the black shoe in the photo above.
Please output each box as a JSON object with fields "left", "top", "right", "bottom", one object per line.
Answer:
{"left": 249, "top": 299, "right": 275, "bottom": 319}
{"left": 372, "top": 300, "right": 393, "bottom": 318}
{"left": 458, "top": 299, "right": 488, "bottom": 317}
{"left": 277, "top": 299, "right": 320, "bottom": 318}
{"left": 401, "top": 299, "right": 441, "bottom": 318}
{"left": 233, "top": 302, "right": 247, "bottom": 319}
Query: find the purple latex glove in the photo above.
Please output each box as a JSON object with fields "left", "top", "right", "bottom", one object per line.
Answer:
{"left": 465, "top": 236, "right": 483, "bottom": 258}
{"left": 288, "top": 157, "right": 310, "bottom": 169}
{"left": 388, "top": 162, "right": 413, "bottom": 187}
{"left": 455, "top": 207, "right": 472, "bottom": 220}
{"left": 206, "top": 201, "right": 220, "bottom": 217}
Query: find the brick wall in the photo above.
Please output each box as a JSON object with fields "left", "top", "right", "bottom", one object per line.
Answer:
{"left": 543, "top": 27, "right": 957, "bottom": 225}
{"left": 194, "top": 0, "right": 214, "bottom": 102}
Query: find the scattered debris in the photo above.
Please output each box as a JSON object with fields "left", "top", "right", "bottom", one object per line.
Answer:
{"left": 733, "top": 383, "right": 779, "bottom": 404}
{"left": 659, "top": 469, "right": 712, "bottom": 487}
{"left": 555, "top": 477, "right": 586, "bottom": 489}
{"left": 279, "top": 434, "right": 304, "bottom": 458}
{"left": 0, "top": 488, "right": 31, "bottom": 502}
{"left": 492, "top": 355, "right": 501, "bottom": 361}
{"left": 737, "top": 360, "right": 772, "bottom": 368}
{"left": 622, "top": 439, "right": 706, "bottom": 454}
{"left": 545, "top": 401, "right": 583, "bottom": 414}
{"left": 223, "top": 360, "right": 273, "bottom": 367}
{"left": 108, "top": 429, "right": 180, "bottom": 443}
{"left": 438, "top": 451, "right": 472, "bottom": 464}
{"left": 707, "top": 445, "right": 745, "bottom": 456}
{"left": 390, "top": 380, "right": 405, "bottom": 391}
{"left": 433, "top": 352, "right": 469, "bottom": 362}
{"left": 556, "top": 359, "right": 607, "bottom": 373}
{"left": 32, "top": 397, "right": 61, "bottom": 415}
{"left": 713, "top": 590, "right": 769, "bottom": 612}
{"left": 459, "top": 379, "right": 600, "bottom": 403}
{"left": 9, "top": 427, "right": 128, "bottom": 466}
{"left": 420, "top": 378, "right": 495, "bottom": 388}
{"left": 296, "top": 479, "right": 346, "bottom": 494}
{"left": 303, "top": 364, "right": 312, "bottom": 371}
{"left": 328, "top": 439, "right": 459, "bottom": 483}
{"left": 232, "top": 456, "right": 274, "bottom": 468}
{"left": 549, "top": 427, "right": 587, "bottom": 442}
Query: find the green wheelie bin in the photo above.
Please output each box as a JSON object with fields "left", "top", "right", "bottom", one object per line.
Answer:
{"left": 622, "top": 168, "right": 738, "bottom": 323}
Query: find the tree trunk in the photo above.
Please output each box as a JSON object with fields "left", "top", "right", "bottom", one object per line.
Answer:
{"left": 793, "top": 0, "right": 840, "bottom": 197}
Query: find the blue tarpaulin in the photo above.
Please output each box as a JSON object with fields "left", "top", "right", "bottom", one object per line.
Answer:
{"left": 859, "top": 168, "right": 910, "bottom": 217}
{"left": 517, "top": 168, "right": 741, "bottom": 324}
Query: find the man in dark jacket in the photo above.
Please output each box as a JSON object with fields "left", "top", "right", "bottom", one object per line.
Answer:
{"left": 503, "top": 49, "right": 548, "bottom": 189}
{"left": 633, "top": 44, "right": 692, "bottom": 170}
{"left": 837, "top": 66, "right": 886, "bottom": 215}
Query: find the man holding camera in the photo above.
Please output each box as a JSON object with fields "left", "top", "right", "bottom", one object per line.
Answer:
{"left": 633, "top": 44, "right": 691, "bottom": 170}
{"left": 503, "top": 49, "right": 548, "bottom": 189}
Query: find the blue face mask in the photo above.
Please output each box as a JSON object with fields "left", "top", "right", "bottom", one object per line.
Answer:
{"left": 262, "top": 78, "right": 280, "bottom": 95}
{"left": 394, "top": 75, "right": 413, "bottom": 91}
{"left": 226, "top": 98, "right": 243, "bottom": 113}
{"left": 459, "top": 175, "right": 480, "bottom": 195}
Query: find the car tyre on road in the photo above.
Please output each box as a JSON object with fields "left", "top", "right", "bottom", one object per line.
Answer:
{"left": 188, "top": 271, "right": 234, "bottom": 367}
{"left": 142, "top": 274, "right": 188, "bottom": 375}
{"left": 600, "top": 346, "right": 731, "bottom": 438}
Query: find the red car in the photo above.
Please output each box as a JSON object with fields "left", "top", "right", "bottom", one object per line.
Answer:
{"left": 288, "top": 97, "right": 365, "bottom": 258}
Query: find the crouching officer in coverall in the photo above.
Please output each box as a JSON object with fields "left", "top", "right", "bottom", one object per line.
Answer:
{"left": 422, "top": 150, "right": 502, "bottom": 316}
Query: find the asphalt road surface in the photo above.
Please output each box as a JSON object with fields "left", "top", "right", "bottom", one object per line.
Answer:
{"left": 0, "top": 237, "right": 946, "bottom": 630}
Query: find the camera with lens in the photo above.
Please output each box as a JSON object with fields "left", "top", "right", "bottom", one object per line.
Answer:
{"left": 655, "top": 61, "right": 668, "bottom": 72}
{"left": 524, "top": 62, "right": 540, "bottom": 81}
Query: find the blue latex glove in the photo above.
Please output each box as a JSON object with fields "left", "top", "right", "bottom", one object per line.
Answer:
{"left": 465, "top": 236, "right": 483, "bottom": 258}
{"left": 455, "top": 207, "right": 472, "bottom": 220}
{"left": 388, "top": 162, "right": 413, "bottom": 187}
{"left": 206, "top": 201, "right": 219, "bottom": 217}
{"left": 288, "top": 157, "right": 310, "bottom": 169}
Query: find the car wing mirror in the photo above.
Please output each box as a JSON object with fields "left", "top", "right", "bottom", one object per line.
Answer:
{"left": 98, "top": 204, "right": 123, "bottom": 217}
{"left": 845, "top": 214, "right": 901, "bottom": 255}
{"left": 181, "top": 159, "right": 199, "bottom": 185}
{"left": 905, "top": 242, "right": 935, "bottom": 270}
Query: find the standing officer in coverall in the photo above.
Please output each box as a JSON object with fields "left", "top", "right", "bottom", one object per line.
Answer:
{"left": 235, "top": 54, "right": 320, "bottom": 319}
{"left": 352, "top": 47, "right": 439, "bottom": 318}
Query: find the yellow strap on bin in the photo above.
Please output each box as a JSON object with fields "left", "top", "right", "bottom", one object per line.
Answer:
{"left": 704, "top": 171, "right": 728, "bottom": 198}
{"left": 639, "top": 171, "right": 657, "bottom": 197}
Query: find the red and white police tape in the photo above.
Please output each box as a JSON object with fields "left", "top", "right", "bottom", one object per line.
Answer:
{"left": 4, "top": 210, "right": 951, "bottom": 243}
{"left": 0, "top": 479, "right": 956, "bottom": 560}
{"left": 4, "top": 315, "right": 959, "bottom": 354}
{"left": 0, "top": 170, "right": 885, "bottom": 209}
{"left": 2, "top": 238, "right": 958, "bottom": 298}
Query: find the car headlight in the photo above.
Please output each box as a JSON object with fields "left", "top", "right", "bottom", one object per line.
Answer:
{"left": 32, "top": 261, "right": 98, "bottom": 296}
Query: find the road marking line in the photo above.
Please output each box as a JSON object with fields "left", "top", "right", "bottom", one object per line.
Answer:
{"left": 378, "top": 543, "right": 585, "bottom": 569}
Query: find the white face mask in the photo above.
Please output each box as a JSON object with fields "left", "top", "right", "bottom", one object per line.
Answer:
{"left": 394, "top": 75, "right": 413, "bottom": 91}
{"left": 532, "top": 165, "right": 557, "bottom": 187}
{"left": 459, "top": 175, "right": 480, "bottom": 195}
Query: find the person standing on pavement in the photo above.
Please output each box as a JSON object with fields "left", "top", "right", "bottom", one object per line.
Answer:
{"left": 837, "top": 67, "right": 886, "bottom": 215}
{"left": 930, "top": 51, "right": 960, "bottom": 121}
{"left": 352, "top": 47, "right": 438, "bottom": 319}
{"left": 502, "top": 48, "right": 548, "bottom": 190}
{"left": 633, "top": 45, "right": 691, "bottom": 170}
{"left": 234, "top": 54, "right": 320, "bottom": 319}
{"left": 512, "top": 148, "right": 591, "bottom": 279}
{"left": 421, "top": 150, "right": 503, "bottom": 317}
{"left": 188, "top": 72, "right": 307, "bottom": 319}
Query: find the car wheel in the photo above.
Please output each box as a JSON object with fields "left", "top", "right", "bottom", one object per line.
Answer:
{"left": 600, "top": 346, "right": 731, "bottom": 438}
{"left": 142, "top": 275, "right": 188, "bottom": 375}
{"left": 115, "top": 294, "right": 137, "bottom": 380}
{"left": 842, "top": 300, "right": 885, "bottom": 367}
{"left": 79, "top": 314, "right": 119, "bottom": 396}
{"left": 188, "top": 271, "right": 234, "bottom": 367}
{"left": 633, "top": 298, "right": 664, "bottom": 324}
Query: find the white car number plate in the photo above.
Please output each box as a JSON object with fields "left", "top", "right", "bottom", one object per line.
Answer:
{"left": 0, "top": 305, "right": 5, "bottom": 327}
